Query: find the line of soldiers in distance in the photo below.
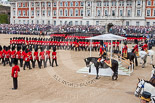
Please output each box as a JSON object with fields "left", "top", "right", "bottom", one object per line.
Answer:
{"left": 10, "top": 37, "right": 122, "bottom": 52}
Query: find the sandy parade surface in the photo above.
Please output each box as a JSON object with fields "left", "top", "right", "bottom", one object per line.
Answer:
{"left": 0, "top": 34, "right": 154, "bottom": 103}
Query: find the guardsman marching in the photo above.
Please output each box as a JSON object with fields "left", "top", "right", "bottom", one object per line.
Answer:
{"left": 16, "top": 46, "right": 21, "bottom": 66}
{"left": 52, "top": 46, "right": 58, "bottom": 67}
{"left": 20, "top": 46, "right": 26, "bottom": 67}
{"left": 122, "top": 41, "right": 128, "bottom": 58}
{"left": 133, "top": 39, "right": 139, "bottom": 57}
{"left": 142, "top": 40, "right": 148, "bottom": 53}
{"left": 10, "top": 46, "right": 16, "bottom": 67}
{"left": 45, "top": 46, "right": 52, "bottom": 67}
{"left": 33, "top": 46, "right": 40, "bottom": 68}
{"left": 40, "top": 46, "right": 46, "bottom": 68}
{"left": 23, "top": 48, "right": 32, "bottom": 70}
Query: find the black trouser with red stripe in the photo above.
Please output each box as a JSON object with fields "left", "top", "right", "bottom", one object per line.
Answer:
{"left": 13, "top": 77, "right": 18, "bottom": 89}
{"left": 10, "top": 58, "right": 15, "bottom": 66}
{"left": 46, "top": 58, "right": 51, "bottom": 67}
{"left": 40, "top": 59, "right": 46, "bottom": 68}
{"left": 23, "top": 61, "right": 31, "bottom": 70}
{"left": 33, "top": 59, "right": 40, "bottom": 68}
{"left": 52, "top": 59, "right": 58, "bottom": 67}
{"left": 4, "top": 58, "right": 11, "bottom": 66}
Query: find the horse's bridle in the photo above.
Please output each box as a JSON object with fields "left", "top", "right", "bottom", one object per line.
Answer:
{"left": 135, "top": 82, "right": 145, "bottom": 97}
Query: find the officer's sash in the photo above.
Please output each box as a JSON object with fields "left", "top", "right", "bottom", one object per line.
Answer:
{"left": 104, "top": 59, "right": 112, "bottom": 67}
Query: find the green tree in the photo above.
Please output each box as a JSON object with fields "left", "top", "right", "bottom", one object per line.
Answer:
{"left": 0, "top": 14, "right": 9, "bottom": 24}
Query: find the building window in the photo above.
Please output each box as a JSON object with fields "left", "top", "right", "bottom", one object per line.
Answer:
{"left": 53, "top": 2, "right": 56, "bottom": 7}
{"left": 127, "top": 1, "right": 132, "bottom": 6}
{"left": 36, "top": 2, "right": 39, "bottom": 7}
{"left": 153, "top": 22, "right": 155, "bottom": 26}
{"left": 136, "top": 21, "right": 139, "bottom": 26}
{"left": 27, "top": 10, "right": 29, "bottom": 16}
{"left": 126, "top": 21, "right": 129, "bottom": 26}
{"left": 75, "top": 9, "right": 78, "bottom": 16}
{"left": 86, "top": 21, "right": 89, "bottom": 25}
{"left": 112, "top": 10, "right": 115, "bottom": 16}
{"left": 48, "top": 10, "right": 51, "bottom": 16}
{"left": 120, "top": 10, "right": 123, "bottom": 16}
{"left": 96, "top": 21, "right": 99, "bottom": 25}
{"left": 80, "top": 9, "right": 83, "bottom": 16}
{"left": 147, "top": 22, "right": 150, "bottom": 26}
{"left": 42, "top": 10, "right": 45, "bottom": 16}
{"left": 64, "top": 21, "right": 67, "bottom": 25}
{"left": 18, "top": 3, "right": 21, "bottom": 7}
{"left": 60, "top": 9, "right": 63, "bottom": 16}
{"left": 48, "top": 20, "right": 50, "bottom": 25}
{"left": 65, "top": 2, "right": 68, "bottom": 7}
{"left": 127, "top": 10, "right": 131, "bottom": 16}
{"left": 69, "top": 21, "right": 73, "bottom": 25}
{"left": 87, "top": 2, "right": 90, "bottom": 6}
{"left": 37, "top": 20, "right": 39, "bottom": 24}
{"left": 147, "top": 9, "right": 151, "bottom": 16}
{"left": 75, "top": 21, "right": 78, "bottom": 25}
{"left": 42, "top": 20, "right": 44, "bottom": 24}
{"left": 19, "top": 20, "right": 21, "bottom": 24}
{"left": 105, "top": 10, "right": 108, "bottom": 16}
{"left": 81, "top": 2, "right": 84, "bottom": 6}
{"left": 75, "top": 2, "right": 79, "bottom": 6}
{"left": 104, "top": 2, "right": 109, "bottom": 6}
{"left": 137, "top": 0, "right": 141, "bottom": 5}
{"left": 23, "top": 3, "right": 25, "bottom": 7}
{"left": 137, "top": 10, "right": 141, "bottom": 16}
{"left": 97, "top": 9, "right": 101, "bottom": 16}
{"left": 154, "top": 0, "right": 155, "bottom": 6}
{"left": 154, "top": 9, "right": 155, "bottom": 16}
{"left": 54, "top": 21, "right": 56, "bottom": 25}
{"left": 27, "top": 20, "right": 29, "bottom": 24}
{"left": 32, "top": 20, "right": 33, "bottom": 24}
{"left": 64, "top": 9, "right": 68, "bottom": 16}
{"left": 23, "top": 20, "right": 25, "bottom": 24}
{"left": 69, "top": 9, "right": 73, "bottom": 16}
{"left": 60, "top": 2, "right": 63, "bottom": 6}
{"left": 18, "top": 10, "right": 21, "bottom": 16}
{"left": 60, "top": 21, "right": 62, "bottom": 25}
{"left": 23, "top": 10, "right": 25, "bottom": 16}
{"left": 13, "top": 10, "right": 15, "bottom": 16}
{"left": 70, "top": 2, "right": 73, "bottom": 6}
{"left": 37, "top": 10, "right": 39, "bottom": 16}
{"left": 112, "top": 1, "right": 116, "bottom": 6}
{"left": 48, "top": 2, "right": 51, "bottom": 7}
{"left": 54, "top": 10, "right": 56, "bottom": 16}
{"left": 80, "top": 21, "right": 82, "bottom": 25}
{"left": 97, "top": 1, "right": 101, "bottom": 7}
{"left": 119, "top": 1, "right": 124, "bottom": 6}
{"left": 147, "top": 0, "right": 151, "bottom": 6}
{"left": 31, "top": 2, "right": 34, "bottom": 7}
{"left": 42, "top": 2, "right": 45, "bottom": 7}
{"left": 87, "top": 10, "right": 91, "bottom": 16}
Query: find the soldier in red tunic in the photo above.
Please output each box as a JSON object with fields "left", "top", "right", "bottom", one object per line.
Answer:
{"left": 52, "top": 46, "right": 58, "bottom": 67}
{"left": 20, "top": 46, "right": 26, "bottom": 67}
{"left": 11, "top": 58, "right": 20, "bottom": 90}
{"left": 23, "top": 48, "right": 32, "bottom": 70}
{"left": 10, "top": 46, "right": 16, "bottom": 67}
{"left": 40, "top": 46, "right": 46, "bottom": 68}
{"left": 33, "top": 46, "right": 40, "bottom": 68}
{"left": 5, "top": 46, "right": 11, "bottom": 66}
{"left": 45, "top": 46, "right": 52, "bottom": 67}
{"left": 142, "top": 40, "right": 148, "bottom": 53}
{"left": 16, "top": 46, "right": 21, "bottom": 66}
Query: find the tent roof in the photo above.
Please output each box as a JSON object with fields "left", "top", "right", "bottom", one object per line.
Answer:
{"left": 86, "top": 33, "right": 126, "bottom": 40}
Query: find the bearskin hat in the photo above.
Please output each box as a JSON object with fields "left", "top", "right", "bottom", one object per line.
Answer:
{"left": 134, "top": 39, "right": 138, "bottom": 44}
{"left": 13, "top": 58, "right": 18, "bottom": 65}
{"left": 53, "top": 46, "right": 56, "bottom": 52}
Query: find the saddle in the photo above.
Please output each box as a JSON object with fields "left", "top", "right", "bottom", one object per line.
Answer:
{"left": 104, "top": 59, "right": 112, "bottom": 68}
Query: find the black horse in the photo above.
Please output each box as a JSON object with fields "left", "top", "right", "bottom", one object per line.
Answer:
{"left": 84, "top": 57, "right": 118, "bottom": 80}
{"left": 113, "top": 49, "right": 138, "bottom": 69}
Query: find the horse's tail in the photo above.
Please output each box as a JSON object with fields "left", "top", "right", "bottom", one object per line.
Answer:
{"left": 135, "top": 53, "right": 138, "bottom": 66}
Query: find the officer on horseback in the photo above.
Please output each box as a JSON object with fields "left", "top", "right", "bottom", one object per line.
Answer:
{"left": 122, "top": 40, "right": 128, "bottom": 58}
{"left": 133, "top": 39, "right": 139, "bottom": 57}
{"left": 142, "top": 40, "right": 148, "bottom": 53}
{"left": 97, "top": 41, "right": 106, "bottom": 62}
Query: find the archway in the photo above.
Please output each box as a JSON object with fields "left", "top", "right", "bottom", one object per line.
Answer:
{"left": 107, "top": 23, "right": 114, "bottom": 33}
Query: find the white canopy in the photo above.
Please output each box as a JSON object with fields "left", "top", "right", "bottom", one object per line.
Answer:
{"left": 86, "top": 33, "right": 126, "bottom": 40}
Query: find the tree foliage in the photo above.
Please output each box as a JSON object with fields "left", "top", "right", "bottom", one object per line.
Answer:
{"left": 0, "top": 14, "right": 9, "bottom": 24}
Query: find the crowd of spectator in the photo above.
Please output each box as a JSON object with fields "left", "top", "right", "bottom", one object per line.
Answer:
{"left": 109, "top": 26, "right": 155, "bottom": 34}
{"left": 0, "top": 24, "right": 106, "bottom": 35}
